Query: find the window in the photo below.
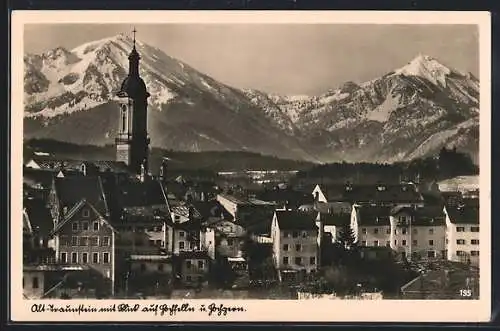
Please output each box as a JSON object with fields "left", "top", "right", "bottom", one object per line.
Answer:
{"left": 198, "top": 261, "right": 204, "bottom": 269}
{"left": 471, "top": 239, "right": 479, "bottom": 245}
{"left": 79, "top": 236, "right": 88, "bottom": 246}
{"left": 60, "top": 235, "right": 68, "bottom": 246}
{"left": 82, "top": 252, "right": 88, "bottom": 263}
{"left": 292, "top": 231, "right": 299, "bottom": 238}
{"left": 93, "top": 222, "right": 99, "bottom": 231}
{"left": 82, "top": 221, "right": 89, "bottom": 231}
{"left": 386, "top": 241, "right": 391, "bottom": 247}
{"left": 295, "top": 257, "right": 302, "bottom": 265}
{"left": 71, "top": 252, "right": 78, "bottom": 263}
{"left": 402, "top": 229, "right": 407, "bottom": 235}
{"left": 412, "top": 240, "right": 418, "bottom": 246}
{"left": 283, "top": 244, "right": 289, "bottom": 251}
{"left": 158, "top": 263, "right": 164, "bottom": 272}
{"left": 90, "top": 237, "right": 99, "bottom": 246}
{"left": 373, "top": 228, "right": 379, "bottom": 234}
{"left": 179, "top": 242, "right": 185, "bottom": 250}
{"left": 471, "top": 251, "right": 479, "bottom": 256}
{"left": 402, "top": 240, "right": 407, "bottom": 246}
{"left": 71, "top": 236, "right": 78, "bottom": 246}
{"left": 302, "top": 231, "right": 309, "bottom": 238}
{"left": 72, "top": 222, "right": 79, "bottom": 231}
{"left": 227, "top": 238, "right": 234, "bottom": 246}
{"left": 456, "top": 239, "right": 466, "bottom": 245}
{"left": 386, "top": 228, "right": 391, "bottom": 234}
{"left": 186, "top": 261, "right": 192, "bottom": 269}
{"left": 283, "top": 256, "right": 289, "bottom": 265}
{"left": 394, "top": 229, "right": 397, "bottom": 235}
{"left": 427, "top": 251, "right": 435, "bottom": 258}
{"left": 399, "top": 216, "right": 407, "bottom": 224}
{"left": 429, "top": 229, "right": 434, "bottom": 235}
{"left": 456, "top": 250, "right": 466, "bottom": 256}
{"left": 60, "top": 252, "right": 67, "bottom": 263}
{"left": 92, "top": 252, "right": 99, "bottom": 263}
{"left": 446, "top": 239, "right": 449, "bottom": 244}
{"left": 471, "top": 227, "right": 479, "bottom": 232}
{"left": 102, "top": 236, "right": 110, "bottom": 246}
{"left": 310, "top": 256, "right": 316, "bottom": 265}
{"left": 429, "top": 240, "right": 434, "bottom": 246}
{"left": 103, "top": 252, "right": 110, "bottom": 264}
{"left": 295, "top": 244, "right": 302, "bottom": 252}
{"left": 374, "top": 240, "right": 379, "bottom": 247}
{"left": 362, "top": 228, "right": 367, "bottom": 234}
{"left": 283, "top": 231, "right": 290, "bottom": 238}
{"left": 82, "top": 209, "right": 90, "bottom": 218}
{"left": 179, "top": 231, "right": 185, "bottom": 237}
{"left": 394, "top": 240, "right": 398, "bottom": 245}
{"left": 457, "top": 227, "right": 465, "bottom": 232}
{"left": 361, "top": 241, "right": 366, "bottom": 246}
{"left": 32, "top": 277, "right": 39, "bottom": 289}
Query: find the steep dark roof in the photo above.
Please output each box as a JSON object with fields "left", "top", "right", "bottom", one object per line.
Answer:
{"left": 23, "top": 168, "right": 55, "bottom": 190}
{"left": 390, "top": 206, "right": 446, "bottom": 226}
{"left": 23, "top": 198, "right": 54, "bottom": 236}
{"left": 256, "top": 188, "right": 313, "bottom": 208}
{"left": 314, "top": 201, "right": 352, "bottom": 214}
{"left": 275, "top": 210, "right": 318, "bottom": 231}
{"left": 319, "top": 212, "right": 351, "bottom": 226}
{"left": 246, "top": 220, "right": 272, "bottom": 235}
{"left": 441, "top": 191, "right": 463, "bottom": 206}
{"left": 357, "top": 206, "right": 391, "bottom": 226}
{"left": 91, "top": 160, "right": 130, "bottom": 174}
{"left": 117, "top": 179, "right": 167, "bottom": 208}
{"left": 446, "top": 206, "right": 479, "bottom": 224}
{"left": 191, "top": 200, "right": 233, "bottom": 223}
{"left": 319, "top": 183, "right": 423, "bottom": 204}
{"left": 54, "top": 176, "right": 109, "bottom": 216}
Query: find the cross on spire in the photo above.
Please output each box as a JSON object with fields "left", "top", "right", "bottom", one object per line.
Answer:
{"left": 132, "top": 27, "right": 137, "bottom": 47}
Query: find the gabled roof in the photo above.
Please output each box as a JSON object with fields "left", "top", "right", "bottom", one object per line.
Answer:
{"left": 274, "top": 210, "right": 318, "bottom": 231}
{"left": 23, "top": 198, "right": 54, "bottom": 235}
{"left": 318, "top": 183, "right": 423, "bottom": 204}
{"left": 446, "top": 206, "right": 479, "bottom": 225}
{"left": 54, "top": 175, "right": 109, "bottom": 216}
{"left": 51, "top": 199, "right": 117, "bottom": 235}
{"left": 117, "top": 179, "right": 167, "bottom": 208}
{"left": 356, "top": 206, "right": 391, "bottom": 226}
{"left": 314, "top": 201, "right": 352, "bottom": 214}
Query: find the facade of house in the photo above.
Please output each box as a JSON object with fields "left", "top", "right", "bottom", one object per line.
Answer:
{"left": 177, "top": 251, "right": 210, "bottom": 287}
{"left": 389, "top": 206, "right": 447, "bottom": 260}
{"left": 51, "top": 200, "right": 117, "bottom": 296}
{"left": 271, "top": 210, "right": 318, "bottom": 281}
{"left": 444, "top": 204, "right": 480, "bottom": 266}
{"left": 351, "top": 206, "right": 392, "bottom": 248}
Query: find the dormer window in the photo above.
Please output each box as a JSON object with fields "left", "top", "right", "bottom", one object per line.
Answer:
{"left": 377, "top": 185, "right": 386, "bottom": 191}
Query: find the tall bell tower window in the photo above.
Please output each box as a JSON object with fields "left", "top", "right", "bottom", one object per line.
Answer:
{"left": 121, "top": 104, "right": 127, "bottom": 133}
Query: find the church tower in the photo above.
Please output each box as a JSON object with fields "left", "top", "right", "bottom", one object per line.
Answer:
{"left": 115, "top": 28, "right": 151, "bottom": 175}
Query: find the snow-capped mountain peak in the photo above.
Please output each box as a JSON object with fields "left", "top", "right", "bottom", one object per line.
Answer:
{"left": 394, "top": 54, "right": 455, "bottom": 87}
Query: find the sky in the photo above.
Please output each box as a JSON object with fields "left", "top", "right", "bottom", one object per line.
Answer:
{"left": 24, "top": 24, "right": 479, "bottom": 95}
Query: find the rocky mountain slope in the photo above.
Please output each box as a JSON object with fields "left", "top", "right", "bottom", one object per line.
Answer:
{"left": 23, "top": 34, "right": 317, "bottom": 162}
{"left": 243, "top": 54, "right": 479, "bottom": 163}
{"left": 24, "top": 35, "right": 479, "bottom": 164}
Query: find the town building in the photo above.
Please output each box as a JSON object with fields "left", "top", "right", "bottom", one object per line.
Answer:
{"left": 444, "top": 203, "right": 480, "bottom": 266}
{"left": 48, "top": 175, "right": 117, "bottom": 297}
{"left": 271, "top": 210, "right": 318, "bottom": 282}
{"left": 389, "top": 206, "right": 447, "bottom": 261}
{"left": 351, "top": 206, "right": 392, "bottom": 249}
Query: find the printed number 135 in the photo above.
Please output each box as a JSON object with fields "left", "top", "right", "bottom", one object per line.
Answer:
{"left": 460, "top": 289, "right": 472, "bottom": 297}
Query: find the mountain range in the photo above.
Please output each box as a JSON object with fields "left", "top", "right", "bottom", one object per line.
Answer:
{"left": 23, "top": 34, "right": 480, "bottom": 164}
